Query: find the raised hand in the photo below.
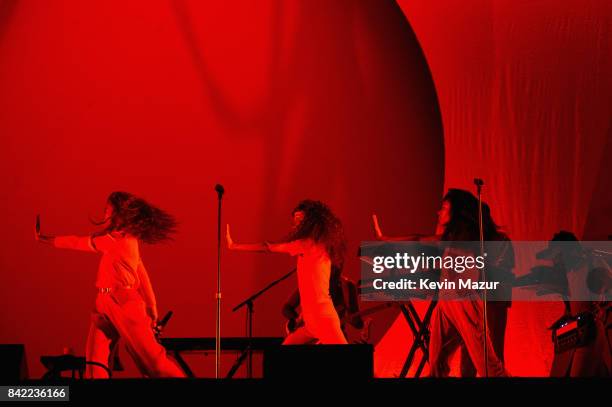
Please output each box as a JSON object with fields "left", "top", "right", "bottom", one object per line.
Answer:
{"left": 34, "top": 215, "right": 54, "bottom": 244}
{"left": 372, "top": 214, "right": 383, "bottom": 239}
{"left": 225, "top": 224, "right": 234, "bottom": 249}
{"left": 225, "top": 225, "right": 270, "bottom": 252}
{"left": 34, "top": 215, "right": 41, "bottom": 241}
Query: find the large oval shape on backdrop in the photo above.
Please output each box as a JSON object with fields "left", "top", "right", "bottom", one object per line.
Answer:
{"left": 0, "top": 0, "right": 443, "bottom": 377}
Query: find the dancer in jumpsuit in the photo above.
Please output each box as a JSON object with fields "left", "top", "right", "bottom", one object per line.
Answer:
{"left": 373, "top": 189, "right": 510, "bottom": 377}
{"left": 227, "top": 199, "right": 348, "bottom": 345}
{"left": 36, "top": 191, "right": 186, "bottom": 378}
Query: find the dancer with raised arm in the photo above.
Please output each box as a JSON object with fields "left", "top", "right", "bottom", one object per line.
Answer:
{"left": 35, "top": 191, "right": 186, "bottom": 378}
{"left": 373, "top": 189, "right": 513, "bottom": 377}
{"left": 227, "top": 199, "right": 348, "bottom": 345}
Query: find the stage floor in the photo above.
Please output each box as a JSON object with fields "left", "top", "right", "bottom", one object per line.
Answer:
{"left": 2, "top": 377, "right": 607, "bottom": 403}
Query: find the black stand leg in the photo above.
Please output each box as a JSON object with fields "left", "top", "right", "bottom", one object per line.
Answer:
{"left": 226, "top": 348, "right": 250, "bottom": 378}
{"left": 172, "top": 351, "right": 195, "bottom": 378}
{"left": 399, "top": 298, "right": 437, "bottom": 378}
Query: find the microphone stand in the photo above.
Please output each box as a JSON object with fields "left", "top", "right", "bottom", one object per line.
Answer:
{"left": 474, "top": 178, "right": 488, "bottom": 377}
{"left": 214, "top": 184, "right": 224, "bottom": 379}
{"left": 231, "top": 268, "right": 296, "bottom": 378}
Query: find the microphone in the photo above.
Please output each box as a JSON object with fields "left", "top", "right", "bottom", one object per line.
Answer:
{"left": 158, "top": 311, "right": 173, "bottom": 329}
{"left": 473, "top": 178, "right": 484, "bottom": 187}
{"left": 154, "top": 311, "right": 173, "bottom": 338}
{"left": 215, "top": 184, "right": 225, "bottom": 198}
{"left": 36, "top": 214, "right": 41, "bottom": 234}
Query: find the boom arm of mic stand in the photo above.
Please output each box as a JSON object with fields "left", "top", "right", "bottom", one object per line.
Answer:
{"left": 231, "top": 268, "right": 296, "bottom": 378}
{"left": 233, "top": 268, "right": 297, "bottom": 312}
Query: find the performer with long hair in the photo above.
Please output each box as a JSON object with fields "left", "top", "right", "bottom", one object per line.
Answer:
{"left": 373, "top": 188, "right": 513, "bottom": 377}
{"left": 35, "top": 191, "right": 186, "bottom": 378}
{"left": 227, "top": 199, "right": 348, "bottom": 344}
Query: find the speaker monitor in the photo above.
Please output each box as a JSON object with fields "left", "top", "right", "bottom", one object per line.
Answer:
{"left": 263, "top": 344, "right": 373, "bottom": 379}
{"left": 0, "top": 344, "right": 29, "bottom": 382}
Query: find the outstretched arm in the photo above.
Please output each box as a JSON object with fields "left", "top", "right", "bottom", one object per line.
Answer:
{"left": 34, "top": 215, "right": 58, "bottom": 246}
{"left": 39, "top": 234, "right": 114, "bottom": 252}
{"left": 37, "top": 232, "right": 96, "bottom": 252}
{"left": 265, "top": 240, "right": 306, "bottom": 255}
{"left": 35, "top": 215, "right": 113, "bottom": 251}
{"left": 54, "top": 236, "right": 98, "bottom": 251}
{"left": 372, "top": 214, "right": 439, "bottom": 242}
{"left": 226, "top": 224, "right": 270, "bottom": 252}
{"left": 226, "top": 224, "right": 307, "bottom": 256}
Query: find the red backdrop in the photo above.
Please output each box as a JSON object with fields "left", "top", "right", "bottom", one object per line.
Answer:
{"left": 379, "top": 0, "right": 611, "bottom": 377}
{"left": 1, "top": 0, "right": 609, "bottom": 378}
{"left": 0, "top": 0, "right": 443, "bottom": 378}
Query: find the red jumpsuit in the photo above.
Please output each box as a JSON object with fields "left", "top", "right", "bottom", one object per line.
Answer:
{"left": 276, "top": 239, "right": 348, "bottom": 345}
{"left": 428, "top": 245, "right": 508, "bottom": 377}
{"left": 54, "top": 233, "right": 185, "bottom": 378}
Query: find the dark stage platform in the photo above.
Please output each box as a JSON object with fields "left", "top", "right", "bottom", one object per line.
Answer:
{"left": 1, "top": 378, "right": 607, "bottom": 403}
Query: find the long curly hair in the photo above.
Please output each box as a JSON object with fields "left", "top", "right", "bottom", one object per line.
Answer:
{"left": 441, "top": 189, "right": 503, "bottom": 241}
{"left": 99, "top": 191, "right": 177, "bottom": 244}
{"left": 287, "top": 200, "right": 346, "bottom": 269}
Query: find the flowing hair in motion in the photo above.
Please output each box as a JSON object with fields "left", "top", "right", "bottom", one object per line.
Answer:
{"left": 287, "top": 200, "right": 346, "bottom": 270}
{"left": 441, "top": 188, "right": 504, "bottom": 241}
{"left": 98, "top": 191, "right": 177, "bottom": 244}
